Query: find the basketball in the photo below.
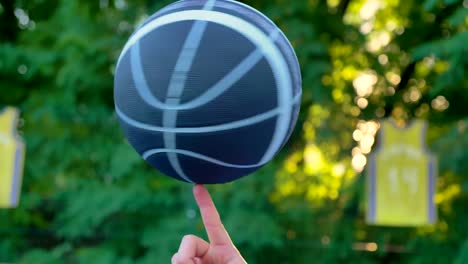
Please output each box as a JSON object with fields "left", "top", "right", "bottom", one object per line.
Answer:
{"left": 114, "top": 0, "right": 302, "bottom": 184}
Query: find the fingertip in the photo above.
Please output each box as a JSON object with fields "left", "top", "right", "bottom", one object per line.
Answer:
{"left": 193, "top": 184, "right": 204, "bottom": 196}
{"left": 194, "top": 184, "right": 214, "bottom": 208}
{"left": 193, "top": 184, "right": 209, "bottom": 203}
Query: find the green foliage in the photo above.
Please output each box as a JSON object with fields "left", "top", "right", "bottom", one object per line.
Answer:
{"left": 0, "top": 0, "right": 467, "bottom": 263}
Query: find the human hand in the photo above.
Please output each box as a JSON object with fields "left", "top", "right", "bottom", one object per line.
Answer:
{"left": 172, "top": 185, "right": 247, "bottom": 264}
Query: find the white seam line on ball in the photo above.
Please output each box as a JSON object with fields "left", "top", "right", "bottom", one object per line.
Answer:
{"left": 130, "top": 31, "right": 280, "bottom": 111}
{"left": 116, "top": 92, "right": 301, "bottom": 134}
{"left": 142, "top": 148, "right": 264, "bottom": 169}
{"left": 164, "top": 0, "right": 215, "bottom": 183}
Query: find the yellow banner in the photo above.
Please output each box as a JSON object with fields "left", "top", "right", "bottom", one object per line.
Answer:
{"left": 367, "top": 119, "right": 437, "bottom": 226}
{"left": 0, "top": 107, "right": 25, "bottom": 208}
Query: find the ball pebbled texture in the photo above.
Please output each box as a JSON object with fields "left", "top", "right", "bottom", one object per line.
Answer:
{"left": 114, "top": 0, "right": 302, "bottom": 184}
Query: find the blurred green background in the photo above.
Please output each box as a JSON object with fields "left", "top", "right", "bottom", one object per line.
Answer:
{"left": 0, "top": 0, "right": 467, "bottom": 263}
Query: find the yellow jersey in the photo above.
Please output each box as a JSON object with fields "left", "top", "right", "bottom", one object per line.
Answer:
{"left": 0, "top": 107, "right": 25, "bottom": 208}
{"left": 367, "top": 119, "right": 437, "bottom": 226}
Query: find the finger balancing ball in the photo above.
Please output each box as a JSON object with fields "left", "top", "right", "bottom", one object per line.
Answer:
{"left": 114, "top": 0, "right": 302, "bottom": 184}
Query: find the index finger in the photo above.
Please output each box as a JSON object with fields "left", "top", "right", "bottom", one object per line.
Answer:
{"left": 193, "top": 184, "right": 232, "bottom": 246}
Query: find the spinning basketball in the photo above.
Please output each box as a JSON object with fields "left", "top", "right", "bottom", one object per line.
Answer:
{"left": 114, "top": 0, "right": 302, "bottom": 184}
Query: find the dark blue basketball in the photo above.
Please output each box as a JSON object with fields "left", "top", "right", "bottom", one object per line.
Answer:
{"left": 114, "top": 0, "right": 302, "bottom": 184}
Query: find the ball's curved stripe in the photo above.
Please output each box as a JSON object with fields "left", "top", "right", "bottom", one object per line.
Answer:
{"left": 117, "top": 9, "right": 293, "bottom": 164}
{"left": 130, "top": 30, "right": 280, "bottom": 111}
{"left": 163, "top": 98, "right": 191, "bottom": 182}
{"left": 204, "top": 0, "right": 216, "bottom": 11}
{"left": 162, "top": 0, "right": 216, "bottom": 183}
{"left": 115, "top": 92, "right": 301, "bottom": 134}
{"left": 116, "top": 3, "right": 276, "bottom": 67}
{"left": 142, "top": 148, "right": 266, "bottom": 169}
{"left": 116, "top": 10, "right": 293, "bottom": 110}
